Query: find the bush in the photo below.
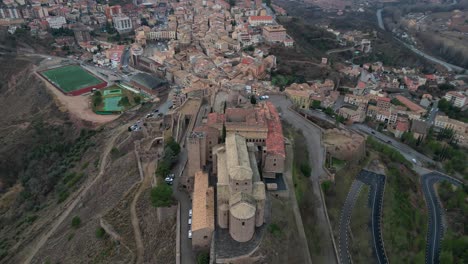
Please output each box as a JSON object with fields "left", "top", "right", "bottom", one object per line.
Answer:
{"left": 150, "top": 185, "right": 173, "bottom": 207}
{"left": 71, "top": 216, "right": 81, "bottom": 228}
{"left": 300, "top": 163, "right": 311, "bottom": 177}
{"left": 267, "top": 223, "right": 282, "bottom": 237}
{"left": 321, "top": 180, "right": 332, "bottom": 193}
{"left": 96, "top": 227, "right": 106, "bottom": 239}
{"left": 197, "top": 252, "right": 210, "bottom": 264}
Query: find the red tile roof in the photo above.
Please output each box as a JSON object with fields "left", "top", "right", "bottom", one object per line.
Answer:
{"left": 207, "top": 113, "right": 225, "bottom": 125}
{"left": 395, "top": 95, "right": 425, "bottom": 113}
{"left": 249, "top": 16, "right": 273, "bottom": 21}
{"left": 396, "top": 121, "right": 409, "bottom": 132}
{"left": 265, "top": 102, "right": 285, "bottom": 157}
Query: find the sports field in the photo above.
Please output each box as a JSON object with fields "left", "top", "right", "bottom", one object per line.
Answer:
{"left": 42, "top": 65, "right": 104, "bottom": 93}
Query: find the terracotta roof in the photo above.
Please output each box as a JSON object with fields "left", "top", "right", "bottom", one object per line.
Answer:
{"left": 192, "top": 171, "right": 214, "bottom": 232}
{"left": 207, "top": 113, "right": 225, "bottom": 125}
{"left": 395, "top": 95, "right": 425, "bottom": 113}
{"left": 249, "top": 16, "right": 273, "bottom": 21}
{"left": 265, "top": 102, "right": 286, "bottom": 157}
{"left": 378, "top": 97, "right": 391, "bottom": 102}
{"left": 396, "top": 121, "right": 409, "bottom": 132}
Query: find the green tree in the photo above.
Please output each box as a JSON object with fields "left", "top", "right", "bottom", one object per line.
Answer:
{"left": 118, "top": 96, "right": 130, "bottom": 107}
{"left": 311, "top": 100, "right": 321, "bottom": 109}
{"left": 300, "top": 163, "right": 311, "bottom": 177}
{"left": 96, "top": 227, "right": 106, "bottom": 238}
{"left": 228, "top": 0, "right": 236, "bottom": 7}
{"left": 150, "top": 185, "right": 173, "bottom": 207}
{"left": 197, "top": 252, "right": 210, "bottom": 264}
{"left": 440, "top": 251, "right": 453, "bottom": 264}
{"left": 250, "top": 96, "right": 257, "bottom": 104}
{"left": 134, "top": 95, "right": 142, "bottom": 104}
{"left": 222, "top": 123, "right": 227, "bottom": 143}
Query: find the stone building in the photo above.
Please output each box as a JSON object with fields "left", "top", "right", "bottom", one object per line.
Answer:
{"left": 192, "top": 171, "right": 215, "bottom": 251}
{"left": 214, "top": 134, "right": 266, "bottom": 242}
{"left": 206, "top": 102, "right": 285, "bottom": 178}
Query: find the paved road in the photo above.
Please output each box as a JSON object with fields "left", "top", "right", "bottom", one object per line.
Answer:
{"left": 350, "top": 123, "right": 434, "bottom": 166}
{"left": 427, "top": 101, "right": 439, "bottom": 126}
{"left": 376, "top": 9, "right": 385, "bottom": 30}
{"left": 270, "top": 95, "right": 338, "bottom": 263}
{"left": 376, "top": 9, "right": 465, "bottom": 72}
{"left": 357, "top": 170, "right": 388, "bottom": 264}
{"left": 421, "top": 172, "right": 462, "bottom": 264}
{"left": 338, "top": 180, "right": 364, "bottom": 264}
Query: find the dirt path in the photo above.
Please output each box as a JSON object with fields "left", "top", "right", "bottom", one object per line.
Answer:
{"left": 130, "top": 161, "right": 156, "bottom": 264}
{"left": 23, "top": 126, "right": 127, "bottom": 264}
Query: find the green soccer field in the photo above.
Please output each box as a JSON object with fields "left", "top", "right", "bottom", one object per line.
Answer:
{"left": 42, "top": 65, "right": 103, "bottom": 92}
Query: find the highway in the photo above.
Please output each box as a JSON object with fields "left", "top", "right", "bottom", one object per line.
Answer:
{"left": 421, "top": 172, "right": 462, "bottom": 264}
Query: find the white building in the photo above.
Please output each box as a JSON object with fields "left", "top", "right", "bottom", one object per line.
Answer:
{"left": 112, "top": 15, "right": 133, "bottom": 34}
{"left": 444, "top": 91, "right": 467, "bottom": 108}
{"left": 46, "top": 16, "right": 67, "bottom": 29}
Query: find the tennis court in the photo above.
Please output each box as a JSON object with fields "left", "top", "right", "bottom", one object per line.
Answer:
{"left": 41, "top": 65, "right": 104, "bottom": 93}
{"left": 102, "top": 96, "right": 123, "bottom": 112}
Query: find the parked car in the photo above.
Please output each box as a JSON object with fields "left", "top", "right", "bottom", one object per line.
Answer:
{"left": 188, "top": 218, "right": 192, "bottom": 225}
{"left": 146, "top": 113, "right": 154, "bottom": 118}
{"left": 189, "top": 209, "right": 192, "bottom": 217}
{"left": 188, "top": 230, "right": 192, "bottom": 239}
{"left": 165, "top": 176, "right": 174, "bottom": 185}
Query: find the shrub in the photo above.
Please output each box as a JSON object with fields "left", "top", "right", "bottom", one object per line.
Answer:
{"left": 300, "top": 163, "right": 311, "bottom": 177}
{"left": 197, "top": 252, "right": 210, "bottom": 264}
{"left": 71, "top": 216, "right": 81, "bottom": 228}
{"left": 321, "top": 180, "right": 332, "bottom": 193}
{"left": 267, "top": 223, "right": 282, "bottom": 237}
{"left": 96, "top": 227, "right": 106, "bottom": 239}
{"left": 150, "top": 185, "right": 173, "bottom": 207}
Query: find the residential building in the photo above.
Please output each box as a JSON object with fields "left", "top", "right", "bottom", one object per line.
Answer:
{"left": 112, "top": 14, "right": 133, "bottom": 34}
{"left": 411, "top": 119, "right": 429, "bottom": 140}
{"left": 248, "top": 16, "right": 273, "bottom": 26}
{"left": 434, "top": 114, "right": 468, "bottom": 146}
{"left": 394, "top": 95, "right": 426, "bottom": 116}
{"left": 444, "top": 91, "right": 467, "bottom": 108}
{"left": 262, "top": 25, "right": 286, "bottom": 43}
{"left": 46, "top": 16, "right": 67, "bottom": 29}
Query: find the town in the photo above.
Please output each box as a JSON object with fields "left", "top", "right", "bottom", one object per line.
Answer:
{"left": 0, "top": 0, "right": 466, "bottom": 263}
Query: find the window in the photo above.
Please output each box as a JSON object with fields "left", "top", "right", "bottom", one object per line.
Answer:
{"left": 204, "top": 236, "right": 208, "bottom": 239}
{"left": 273, "top": 163, "right": 276, "bottom": 166}
{"left": 242, "top": 222, "right": 245, "bottom": 226}
{"left": 236, "top": 182, "right": 239, "bottom": 185}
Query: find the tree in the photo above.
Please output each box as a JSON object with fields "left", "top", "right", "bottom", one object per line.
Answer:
{"left": 311, "top": 100, "right": 321, "bottom": 109}
{"left": 300, "top": 163, "right": 311, "bottom": 177}
{"left": 150, "top": 185, "right": 173, "bottom": 207}
{"left": 229, "top": 0, "right": 236, "bottom": 7}
{"left": 93, "top": 94, "right": 103, "bottom": 107}
{"left": 118, "top": 96, "right": 130, "bottom": 107}
{"left": 133, "top": 95, "right": 142, "bottom": 104}
{"left": 250, "top": 96, "right": 257, "bottom": 104}
{"left": 222, "top": 123, "right": 227, "bottom": 143}
{"left": 197, "top": 252, "right": 210, "bottom": 264}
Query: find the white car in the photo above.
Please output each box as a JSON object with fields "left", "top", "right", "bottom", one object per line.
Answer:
{"left": 188, "top": 230, "right": 192, "bottom": 239}
{"left": 188, "top": 218, "right": 192, "bottom": 225}
{"left": 189, "top": 209, "right": 192, "bottom": 217}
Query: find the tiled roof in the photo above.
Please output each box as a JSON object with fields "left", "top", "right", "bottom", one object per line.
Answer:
{"left": 192, "top": 171, "right": 214, "bottom": 232}
{"left": 265, "top": 102, "right": 285, "bottom": 157}
{"left": 395, "top": 95, "right": 425, "bottom": 113}
{"left": 249, "top": 15, "right": 273, "bottom": 21}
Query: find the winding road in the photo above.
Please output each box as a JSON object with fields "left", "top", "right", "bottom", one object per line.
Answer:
{"left": 421, "top": 172, "right": 462, "bottom": 264}
{"left": 339, "top": 170, "right": 388, "bottom": 264}
{"left": 375, "top": 9, "right": 466, "bottom": 72}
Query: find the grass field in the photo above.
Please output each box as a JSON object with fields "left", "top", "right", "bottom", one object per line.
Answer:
{"left": 42, "top": 65, "right": 103, "bottom": 93}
